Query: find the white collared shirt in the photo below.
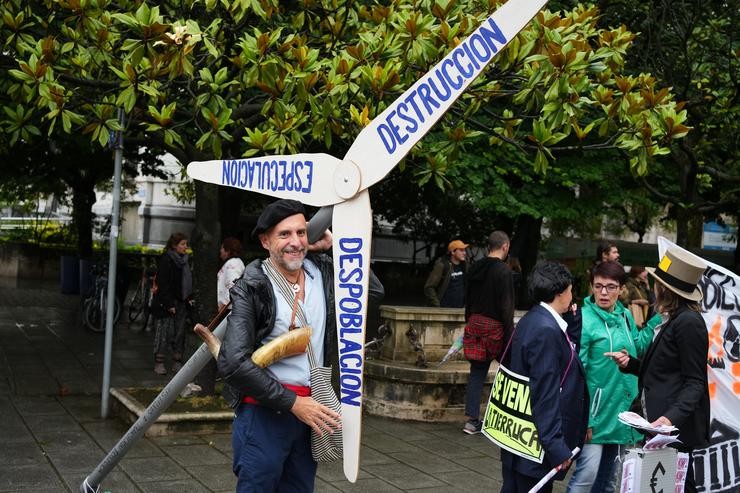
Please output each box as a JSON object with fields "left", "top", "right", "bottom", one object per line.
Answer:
{"left": 540, "top": 301, "right": 569, "bottom": 334}
{"left": 540, "top": 302, "right": 575, "bottom": 389}
{"left": 261, "top": 258, "right": 326, "bottom": 386}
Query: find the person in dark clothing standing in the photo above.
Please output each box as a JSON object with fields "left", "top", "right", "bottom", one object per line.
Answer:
{"left": 461, "top": 231, "right": 514, "bottom": 434}
{"left": 500, "top": 261, "right": 588, "bottom": 493}
{"left": 507, "top": 256, "right": 523, "bottom": 308}
{"left": 607, "top": 247, "right": 710, "bottom": 493}
{"left": 424, "top": 239, "right": 469, "bottom": 308}
{"left": 151, "top": 232, "right": 193, "bottom": 375}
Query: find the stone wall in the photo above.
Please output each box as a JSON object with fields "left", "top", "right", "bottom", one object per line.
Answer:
{"left": 0, "top": 242, "right": 66, "bottom": 281}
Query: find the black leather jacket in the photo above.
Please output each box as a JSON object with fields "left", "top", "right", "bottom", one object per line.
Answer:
{"left": 218, "top": 253, "right": 384, "bottom": 410}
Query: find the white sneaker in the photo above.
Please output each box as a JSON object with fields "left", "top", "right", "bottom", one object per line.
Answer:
{"left": 463, "top": 419, "right": 482, "bottom": 435}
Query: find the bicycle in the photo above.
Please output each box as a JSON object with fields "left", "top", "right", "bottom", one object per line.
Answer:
{"left": 128, "top": 261, "right": 156, "bottom": 332}
{"left": 82, "top": 264, "right": 121, "bottom": 333}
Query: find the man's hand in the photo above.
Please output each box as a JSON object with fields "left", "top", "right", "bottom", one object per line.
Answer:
{"left": 291, "top": 395, "right": 341, "bottom": 436}
{"left": 585, "top": 428, "right": 592, "bottom": 443}
{"left": 168, "top": 307, "right": 176, "bottom": 315}
{"left": 307, "top": 228, "right": 332, "bottom": 252}
{"left": 604, "top": 349, "right": 630, "bottom": 368}
{"left": 559, "top": 458, "right": 572, "bottom": 470}
{"left": 650, "top": 416, "right": 673, "bottom": 429}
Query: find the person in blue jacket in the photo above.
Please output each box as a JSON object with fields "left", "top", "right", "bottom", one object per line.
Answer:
{"left": 500, "top": 261, "right": 589, "bottom": 493}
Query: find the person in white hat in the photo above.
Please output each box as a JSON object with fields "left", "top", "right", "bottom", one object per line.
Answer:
{"left": 607, "top": 247, "right": 710, "bottom": 493}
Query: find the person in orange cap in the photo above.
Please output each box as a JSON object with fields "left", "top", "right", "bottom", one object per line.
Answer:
{"left": 424, "top": 239, "right": 469, "bottom": 308}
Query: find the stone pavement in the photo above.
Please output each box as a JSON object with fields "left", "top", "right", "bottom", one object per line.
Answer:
{"left": 0, "top": 278, "right": 571, "bottom": 493}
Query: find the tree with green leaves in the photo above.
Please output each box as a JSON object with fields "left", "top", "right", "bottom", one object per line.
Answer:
{"left": 373, "top": 5, "right": 694, "bottom": 277}
{"left": 1, "top": 0, "right": 691, "bottom": 309}
{"left": 597, "top": 0, "right": 738, "bottom": 264}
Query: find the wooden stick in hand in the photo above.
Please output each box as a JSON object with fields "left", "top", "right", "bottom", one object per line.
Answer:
{"left": 193, "top": 304, "right": 230, "bottom": 358}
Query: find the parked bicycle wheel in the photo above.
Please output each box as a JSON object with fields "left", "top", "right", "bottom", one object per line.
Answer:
{"left": 85, "top": 289, "right": 121, "bottom": 333}
{"left": 128, "top": 281, "right": 146, "bottom": 323}
{"left": 128, "top": 277, "right": 153, "bottom": 332}
{"left": 84, "top": 294, "right": 104, "bottom": 333}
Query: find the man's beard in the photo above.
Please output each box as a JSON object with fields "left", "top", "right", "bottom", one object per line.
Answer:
{"left": 271, "top": 247, "right": 305, "bottom": 272}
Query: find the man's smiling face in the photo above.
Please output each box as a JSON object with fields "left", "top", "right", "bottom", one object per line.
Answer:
{"left": 260, "top": 213, "right": 308, "bottom": 274}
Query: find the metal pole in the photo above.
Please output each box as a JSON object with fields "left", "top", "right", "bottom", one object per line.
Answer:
{"left": 307, "top": 206, "right": 333, "bottom": 244}
{"left": 81, "top": 318, "right": 229, "bottom": 493}
{"left": 101, "top": 108, "right": 125, "bottom": 419}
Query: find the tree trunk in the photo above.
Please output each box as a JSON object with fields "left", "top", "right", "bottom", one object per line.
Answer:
{"left": 675, "top": 208, "right": 704, "bottom": 249}
{"left": 70, "top": 176, "right": 97, "bottom": 258}
{"left": 509, "top": 214, "right": 543, "bottom": 309}
{"left": 672, "top": 141, "right": 700, "bottom": 248}
{"left": 219, "top": 186, "right": 244, "bottom": 238}
{"left": 191, "top": 180, "right": 221, "bottom": 395}
{"left": 688, "top": 215, "right": 703, "bottom": 249}
{"left": 192, "top": 181, "right": 221, "bottom": 322}
{"left": 675, "top": 208, "right": 689, "bottom": 247}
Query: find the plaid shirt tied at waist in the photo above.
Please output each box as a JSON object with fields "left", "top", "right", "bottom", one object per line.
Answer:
{"left": 463, "top": 314, "right": 504, "bottom": 362}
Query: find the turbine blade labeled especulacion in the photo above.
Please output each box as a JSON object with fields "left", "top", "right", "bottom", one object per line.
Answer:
{"left": 187, "top": 153, "right": 346, "bottom": 207}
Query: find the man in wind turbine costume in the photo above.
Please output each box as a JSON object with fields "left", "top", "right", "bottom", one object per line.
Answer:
{"left": 218, "top": 199, "right": 383, "bottom": 491}
{"left": 186, "top": 0, "right": 552, "bottom": 486}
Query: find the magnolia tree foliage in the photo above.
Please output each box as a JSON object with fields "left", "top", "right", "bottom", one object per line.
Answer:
{"left": 597, "top": 0, "right": 739, "bottom": 250}
{"left": 0, "top": 0, "right": 696, "bottom": 290}
{"left": 1, "top": 0, "right": 688, "bottom": 177}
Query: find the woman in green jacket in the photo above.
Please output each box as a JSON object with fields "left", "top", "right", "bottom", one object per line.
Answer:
{"left": 567, "top": 261, "right": 654, "bottom": 493}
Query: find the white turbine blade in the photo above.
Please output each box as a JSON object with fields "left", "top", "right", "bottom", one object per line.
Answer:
{"left": 332, "top": 190, "right": 372, "bottom": 483}
{"left": 344, "top": 0, "right": 549, "bottom": 190}
{"left": 187, "top": 153, "right": 346, "bottom": 207}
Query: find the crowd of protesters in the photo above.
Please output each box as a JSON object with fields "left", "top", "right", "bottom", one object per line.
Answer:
{"left": 423, "top": 235, "right": 709, "bottom": 493}
{"left": 422, "top": 232, "right": 709, "bottom": 493}
{"left": 136, "top": 213, "right": 709, "bottom": 493}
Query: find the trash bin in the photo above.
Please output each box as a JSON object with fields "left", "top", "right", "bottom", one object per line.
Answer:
{"left": 60, "top": 255, "right": 79, "bottom": 294}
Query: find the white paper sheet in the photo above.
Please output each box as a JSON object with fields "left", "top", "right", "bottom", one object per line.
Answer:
{"left": 618, "top": 411, "right": 679, "bottom": 434}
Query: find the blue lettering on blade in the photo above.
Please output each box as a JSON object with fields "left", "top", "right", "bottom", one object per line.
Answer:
{"left": 376, "top": 18, "right": 507, "bottom": 155}
{"left": 337, "top": 237, "right": 365, "bottom": 407}
{"left": 220, "top": 159, "right": 313, "bottom": 194}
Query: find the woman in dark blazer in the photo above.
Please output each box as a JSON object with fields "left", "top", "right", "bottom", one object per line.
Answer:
{"left": 608, "top": 247, "right": 710, "bottom": 493}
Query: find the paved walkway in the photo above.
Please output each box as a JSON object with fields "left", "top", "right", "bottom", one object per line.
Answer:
{"left": 0, "top": 278, "right": 570, "bottom": 493}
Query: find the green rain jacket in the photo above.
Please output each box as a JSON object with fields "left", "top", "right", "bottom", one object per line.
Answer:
{"left": 579, "top": 296, "right": 655, "bottom": 444}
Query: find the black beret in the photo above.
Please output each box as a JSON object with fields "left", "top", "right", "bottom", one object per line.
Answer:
{"left": 251, "top": 199, "right": 306, "bottom": 237}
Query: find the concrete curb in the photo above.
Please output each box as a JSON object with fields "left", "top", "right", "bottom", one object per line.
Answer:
{"left": 110, "top": 387, "right": 233, "bottom": 437}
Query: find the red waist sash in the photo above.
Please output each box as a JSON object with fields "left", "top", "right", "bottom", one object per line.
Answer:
{"left": 241, "top": 383, "right": 311, "bottom": 405}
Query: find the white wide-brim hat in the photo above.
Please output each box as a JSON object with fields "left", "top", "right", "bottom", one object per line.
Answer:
{"left": 646, "top": 247, "right": 707, "bottom": 302}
